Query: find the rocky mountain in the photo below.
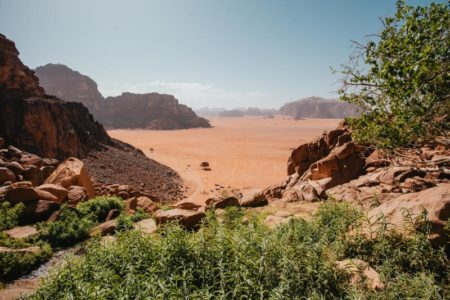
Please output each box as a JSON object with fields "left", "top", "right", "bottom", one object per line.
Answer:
{"left": 279, "top": 96, "right": 359, "bottom": 119}
{"left": 0, "top": 34, "right": 182, "bottom": 201}
{"left": 196, "top": 107, "right": 276, "bottom": 118}
{"left": 35, "top": 64, "right": 211, "bottom": 130}
{"left": 103, "top": 93, "right": 211, "bottom": 129}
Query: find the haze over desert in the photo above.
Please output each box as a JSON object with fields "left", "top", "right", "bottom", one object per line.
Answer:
{"left": 109, "top": 116, "right": 340, "bottom": 202}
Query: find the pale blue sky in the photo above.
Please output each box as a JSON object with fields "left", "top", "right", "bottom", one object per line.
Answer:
{"left": 0, "top": 0, "right": 442, "bottom": 108}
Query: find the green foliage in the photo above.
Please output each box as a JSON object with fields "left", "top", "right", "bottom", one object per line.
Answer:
{"left": 339, "top": 1, "right": 449, "bottom": 148}
{"left": 29, "top": 203, "right": 448, "bottom": 299}
{"left": 0, "top": 233, "right": 52, "bottom": 281}
{"left": 0, "top": 202, "right": 25, "bottom": 231}
{"left": 39, "top": 205, "right": 93, "bottom": 248}
{"left": 76, "top": 197, "right": 124, "bottom": 223}
{"left": 116, "top": 209, "right": 150, "bottom": 232}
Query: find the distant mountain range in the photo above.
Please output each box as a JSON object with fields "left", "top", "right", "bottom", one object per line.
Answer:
{"left": 197, "top": 97, "right": 358, "bottom": 119}
{"left": 35, "top": 64, "right": 211, "bottom": 130}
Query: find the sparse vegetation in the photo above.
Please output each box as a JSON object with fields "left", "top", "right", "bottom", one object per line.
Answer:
{"left": 29, "top": 203, "right": 448, "bottom": 299}
{"left": 77, "top": 196, "right": 124, "bottom": 223}
{"left": 0, "top": 202, "right": 25, "bottom": 231}
{"left": 338, "top": 0, "right": 449, "bottom": 148}
{"left": 0, "top": 233, "right": 52, "bottom": 281}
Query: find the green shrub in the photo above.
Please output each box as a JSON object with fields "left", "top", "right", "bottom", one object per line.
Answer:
{"left": 0, "top": 202, "right": 25, "bottom": 231}
{"left": 338, "top": 1, "right": 449, "bottom": 148}
{"left": 77, "top": 197, "right": 124, "bottom": 223}
{"left": 0, "top": 233, "right": 52, "bottom": 281}
{"left": 29, "top": 203, "right": 448, "bottom": 299}
{"left": 39, "top": 205, "right": 93, "bottom": 248}
{"left": 116, "top": 208, "right": 149, "bottom": 232}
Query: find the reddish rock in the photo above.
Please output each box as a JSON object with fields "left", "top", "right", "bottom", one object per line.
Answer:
{"left": 136, "top": 196, "right": 159, "bottom": 214}
{"left": 44, "top": 157, "right": 95, "bottom": 198}
{"left": 0, "top": 167, "right": 15, "bottom": 184}
{"left": 367, "top": 184, "right": 450, "bottom": 247}
{"left": 240, "top": 191, "right": 268, "bottom": 207}
{"left": 105, "top": 209, "right": 121, "bottom": 221}
{"left": 66, "top": 185, "right": 88, "bottom": 206}
{"left": 5, "top": 181, "right": 39, "bottom": 205}
{"left": 6, "top": 161, "right": 24, "bottom": 175}
{"left": 3, "top": 226, "right": 38, "bottom": 239}
{"left": 36, "top": 184, "right": 68, "bottom": 203}
{"left": 154, "top": 209, "right": 206, "bottom": 229}
{"left": 89, "top": 219, "right": 117, "bottom": 236}
{"left": 22, "top": 165, "right": 40, "bottom": 186}
{"left": 23, "top": 200, "right": 60, "bottom": 223}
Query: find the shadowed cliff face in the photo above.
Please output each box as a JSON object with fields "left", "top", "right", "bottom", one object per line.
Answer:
{"left": 0, "top": 34, "right": 113, "bottom": 159}
{"left": 279, "top": 97, "right": 359, "bottom": 119}
{"left": 35, "top": 64, "right": 211, "bottom": 130}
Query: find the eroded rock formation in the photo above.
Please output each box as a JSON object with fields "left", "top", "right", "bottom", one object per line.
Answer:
{"left": 35, "top": 64, "right": 211, "bottom": 130}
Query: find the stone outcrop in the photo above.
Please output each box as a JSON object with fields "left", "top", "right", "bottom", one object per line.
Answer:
{"left": 35, "top": 64, "right": 211, "bottom": 130}
{"left": 279, "top": 96, "right": 359, "bottom": 119}
{"left": 0, "top": 34, "right": 183, "bottom": 200}
{"left": 154, "top": 209, "right": 206, "bottom": 229}
{"left": 367, "top": 184, "right": 450, "bottom": 247}
{"left": 44, "top": 157, "right": 95, "bottom": 198}
{"left": 263, "top": 126, "right": 366, "bottom": 202}
{"left": 336, "top": 259, "right": 384, "bottom": 290}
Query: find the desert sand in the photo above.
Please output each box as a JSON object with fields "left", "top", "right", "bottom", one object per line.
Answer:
{"left": 109, "top": 116, "right": 340, "bottom": 202}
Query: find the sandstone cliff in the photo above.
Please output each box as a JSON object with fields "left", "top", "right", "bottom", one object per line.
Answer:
{"left": 279, "top": 97, "right": 359, "bottom": 119}
{"left": 0, "top": 34, "right": 183, "bottom": 201}
{"left": 35, "top": 64, "right": 211, "bottom": 130}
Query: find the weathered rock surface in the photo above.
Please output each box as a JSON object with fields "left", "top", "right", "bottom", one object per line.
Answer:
{"left": 66, "top": 185, "right": 89, "bottom": 206}
{"left": 134, "top": 218, "right": 158, "bottom": 234}
{"left": 35, "top": 184, "right": 68, "bottom": 203}
{"left": 205, "top": 189, "right": 241, "bottom": 209}
{"left": 3, "top": 226, "right": 38, "bottom": 240}
{"left": 154, "top": 209, "right": 206, "bottom": 229}
{"left": 336, "top": 259, "right": 384, "bottom": 290}
{"left": 35, "top": 64, "right": 211, "bottom": 130}
{"left": 44, "top": 157, "right": 95, "bottom": 198}
{"left": 263, "top": 126, "right": 366, "bottom": 202}
{"left": 89, "top": 219, "right": 117, "bottom": 236}
{"left": 367, "top": 184, "right": 450, "bottom": 247}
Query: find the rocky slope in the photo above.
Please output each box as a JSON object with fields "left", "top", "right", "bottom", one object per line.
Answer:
{"left": 35, "top": 64, "right": 211, "bottom": 130}
{"left": 0, "top": 34, "right": 182, "bottom": 201}
{"left": 279, "top": 97, "right": 359, "bottom": 119}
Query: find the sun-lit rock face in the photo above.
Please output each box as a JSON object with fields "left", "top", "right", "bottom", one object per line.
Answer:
{"left": 0, "top": 34, "right": 113, "bottom": 159}
{"left": 0, "top": 34, "right": 45, "bottom": 99}
{"left": 35, "top": 64, "right": 211, "bottom": 130}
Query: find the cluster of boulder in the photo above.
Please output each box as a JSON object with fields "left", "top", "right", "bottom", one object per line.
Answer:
{"left": 259, "top": 123, "right": 449, "bottom": 247}
{"left": 0, "top": 141, "right": 96, "bottom": 225}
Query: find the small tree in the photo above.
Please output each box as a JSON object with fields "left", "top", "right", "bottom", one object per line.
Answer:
{"left": 338, "top": 0, "right": 449, "bottom": 148}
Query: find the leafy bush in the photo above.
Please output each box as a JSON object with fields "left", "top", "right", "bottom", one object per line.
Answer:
{"left": 338, "top": 1, "right": 449, "bottom": 148}
{"left": 29, "top": 203, "right": 448, "bottom": 299}
{"left": 77, "top": 197, "right": 124, "bottom": 223}
{"left": 0, "top": 202, "right": 25, "bottom": 231}
{"left": 0, "top": 233, "right": 52, "bottom": 281}
{"left": 39, "top": 205, "right": 93, "bottom": 248}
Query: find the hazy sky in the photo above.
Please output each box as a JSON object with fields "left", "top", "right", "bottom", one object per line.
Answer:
{"left": 0, "top": 0, "right": 442, "bottom": 109}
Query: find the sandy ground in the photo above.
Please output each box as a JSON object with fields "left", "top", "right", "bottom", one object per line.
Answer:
{"left": 109, "top": 116, "right": 340, "bottom": 202}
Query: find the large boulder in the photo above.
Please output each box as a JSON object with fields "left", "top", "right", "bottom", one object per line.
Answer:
{"left": 22, "top": 200, "right": 60, "bottom": 223}
{"left": 0, "top": 167, "right": 15, "bottom": 184}
{"left": 35, "top": 184, "right": 68, "bottom": 203}
{"left": 4, "top": 181, "right": 57, "bottom": 205}
{"left": 66, "top": 185, "right": 88, "bottom": 206}
{"left": 205, "top": 189, "right": 241, "bottom": 209}
{"left": 367, "top": 184, "right": 450, "bottom": 247}
{"left": 44, "top": 157, "right": 95, "bottom": 198}
{"left": 154, "top": 209, "right": 206, "bottom": 229}
{"left": 240, "top": 190, "right": 268, "bottom": 207}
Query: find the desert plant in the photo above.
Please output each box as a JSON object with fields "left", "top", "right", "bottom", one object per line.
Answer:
{"left": 338, "top": 0, "right": 449, "bottom": 148}
{"left": 0, "top": 233, "right": 52, "bottom": 281}
{"left": 39, "top": 205, "right": 93, "bottom": 248}
{"left": 0, "top": 202, "right": 25, "bottom": 231}
{"left": 76, "top": 196, "right": 124, "bottom": 223}
{"left": 29, "top": 203, "right": 448, "bottom": 299}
